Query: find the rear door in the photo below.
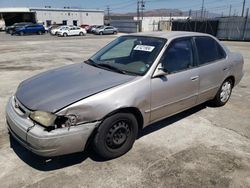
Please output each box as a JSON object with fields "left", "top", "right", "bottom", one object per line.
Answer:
{"left": 194, "top": 36, "right": 228, "bottom": 103}
{"left": 68, "top": 27, "right": 75, "bottom": 35}
{"left": 150, "top": 37, "right": 199, "bottom": 122}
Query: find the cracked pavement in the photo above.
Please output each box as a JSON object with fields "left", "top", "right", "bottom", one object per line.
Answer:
{"left": 0, "top": 33, "right": 249, "bottom": 188}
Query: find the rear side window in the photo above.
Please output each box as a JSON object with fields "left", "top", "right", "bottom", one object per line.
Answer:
{"left": 195, "top": 37, "right": 226, "bottom": 65}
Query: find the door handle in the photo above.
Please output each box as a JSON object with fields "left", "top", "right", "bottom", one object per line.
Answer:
{"left": 190, "top": 76, "right": 199, "bottom": 81}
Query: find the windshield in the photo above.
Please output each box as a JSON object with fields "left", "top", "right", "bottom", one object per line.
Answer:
{"left": 14, "top": 23, "right": 26, "bottom": 26}
{"left": 97, "top": 26, "right": 104, "bottom": 29}
{"left": 88, "top": 36, "right": 166, "bottom": 76}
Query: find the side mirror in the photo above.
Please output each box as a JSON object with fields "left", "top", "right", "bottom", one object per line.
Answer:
{"left": 153, "top": 63, "right": 169, "bottom": 78}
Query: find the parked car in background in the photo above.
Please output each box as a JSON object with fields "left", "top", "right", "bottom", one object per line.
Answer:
{"left": 48, "top": 24, "right": 64, "bottom": 34}
{"left": 94, "top": 26, "right": 118, "bottom": 35}
{"left": 43, "top": 25, "right": 49, "bottom": 33}
{"left": 50, "top": 25, "right": 70, "bottom": 35}
{"left": 5, "top": 22, "right": 32, "bottom": 34}
{"left": 91, "top": 25, "right": 103, "bottom": 33}
{"left": 6, "top": 32, "right": 244, "bottom": 159}
{"left": 87, "top": 25, "right": 96, "bottom": 33}
{"left": 57, "top": 26, "right": 86, "bottom": 37}
{"left": 80, "top": 24, "right": 90, "bottom": 31}
{"left": 0, "top": 19, "right": 6, "bottom": 31}
{"left": 13, "top": 24, "right": 45, "bottom": 36}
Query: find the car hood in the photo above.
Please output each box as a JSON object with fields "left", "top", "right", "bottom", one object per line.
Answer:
{"left": 16, "top": 63, "right": 135, "bottom": 113}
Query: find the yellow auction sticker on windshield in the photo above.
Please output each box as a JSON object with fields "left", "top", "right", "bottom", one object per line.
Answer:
{"left": 134, "top": 45, "right": 155, "bottom": 52}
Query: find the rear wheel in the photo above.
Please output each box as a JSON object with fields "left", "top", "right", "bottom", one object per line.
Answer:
{"left": 37, "top": 31, "right": 42, "bottom": 35}
{"left": 99, "top": 31, "right": 103, "bottom": 35}
{"left": 212, "top": 79, "right": 233, "bottom": 106}
{"left": 113, "top": 31, "right": 117, "bottom": 34}
{"left": 79, "top": 32, "right": 84, "bottom": 36}
{"left": 63, "top": 33, "right": 67, "bottom": 37}
{"left": 93, "top": 113, "right": 138, "bottom": 159}
{"left": 19, "top": 31, "right": 24, "bottom": 36}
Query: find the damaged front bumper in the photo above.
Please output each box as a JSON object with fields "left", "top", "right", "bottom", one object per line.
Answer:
{"left": 6, "top": 96, "right": 99, "bottom": 157}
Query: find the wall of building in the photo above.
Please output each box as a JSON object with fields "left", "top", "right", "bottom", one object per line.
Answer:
{"left": 133, "top": 16, "right": 189, "bottom": 32}
{"left": 32, "top": 8, "right": 104, "bottom": 26}
{"left": 110, "top": 20, "right": 138, "bottom": 33}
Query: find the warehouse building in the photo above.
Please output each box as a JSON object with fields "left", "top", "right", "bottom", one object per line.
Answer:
{"left": 0, "top": 7, "right": 104, "bottom": 27}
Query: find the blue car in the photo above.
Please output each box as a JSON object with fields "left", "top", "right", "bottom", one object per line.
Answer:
{"left": 13, "top": 24, "right": 45, "bottom": 36}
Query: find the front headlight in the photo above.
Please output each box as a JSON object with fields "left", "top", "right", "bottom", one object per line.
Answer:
{"left": 30, "top": 111, "right": 57, "bottom": 127}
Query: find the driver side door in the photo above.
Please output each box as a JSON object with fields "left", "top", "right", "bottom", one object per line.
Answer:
{"left": 150, "top": 37, "right": 199, "bottom": 122}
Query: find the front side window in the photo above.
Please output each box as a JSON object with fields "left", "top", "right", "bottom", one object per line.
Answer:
{"left": 160, "top": 38, "right": 194, "bottom": 73}
{"left": 88, "top": 36, "right": 166, "bottom": 75}
{"left": 195, "top": 36, "right": 226, "bottom": 65}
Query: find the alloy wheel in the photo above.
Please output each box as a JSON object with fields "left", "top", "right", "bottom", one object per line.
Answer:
{"left": 220, "top": 81, "right": 232, "bottom": 103}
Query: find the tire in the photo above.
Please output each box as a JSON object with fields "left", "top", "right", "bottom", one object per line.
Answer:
{"left": 37, "top": 31, "right": 42, "bottom": 35}
{"left": 99, "top": 31, "right": 103, "bottom": 35}
{"left": 212, "top": 79, "right": 233, "bottom": 106}
{"left": 19, "top": 31, "right": 24, "bottom": 36}
{"left": 63, "top": 33, "right": 67, "bottom": 37}
{"left": 79, "top": 32, "right": 84, "bottom": 36}
{"left": 93, "top": 113, "right": 138, "bottom": 159}
{"left": 113, "top": 31, "right": 117, "bottom": 35}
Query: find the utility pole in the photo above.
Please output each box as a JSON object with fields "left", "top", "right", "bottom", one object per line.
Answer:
{"left": 137, "top": 0, "right": 145, "bottom": 20}
{"left": 189, "top": 9, "right": 192, "bottom": 18}
{"left": 136, "top": 0, "right": 145, "bottom": 31}
{"left": 241, "top": 0, "right": 246, "bottom": 17}
{"left": 137, "top": 0, "right": 140, "bottom": 21}
{"left": 229, "top": 4, "right": 232, "bottom": 17}
{"left": 201, "top": 0, "right": 205, "bottom": 19}
{"left": 141, "top": 0, "right": 145, "bottom": 20}
{"left": 106, "top": 6, "right": 111, "bottom": 23}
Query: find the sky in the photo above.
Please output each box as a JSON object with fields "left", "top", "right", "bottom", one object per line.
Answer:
{"left": 0, "top": 0, "right": 249, "bottom": 15}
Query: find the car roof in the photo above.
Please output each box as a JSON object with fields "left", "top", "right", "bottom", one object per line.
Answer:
{"left": 130, "top": 31, "right": 212, "bottom": 40}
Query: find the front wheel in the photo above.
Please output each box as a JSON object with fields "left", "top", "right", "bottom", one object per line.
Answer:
{"left": 37, "top": 31, "right": 42, "bottom": 35}
{"left": 63, "top": 33, "right": 67, "bottom": 37}
{"left": 19, "top": 31, "right": 24, "bottom": 36}
{"left": 79, "top": 32, "right": 84, "bottom": 36}
{"left": 93, "top": 113, "right": 138, "bottom": 159}
{"left": 99, "top": 31, "right": 103, "bottom": 35}
{"left": 212, "top": 79, "right": 233, "bottom": 106}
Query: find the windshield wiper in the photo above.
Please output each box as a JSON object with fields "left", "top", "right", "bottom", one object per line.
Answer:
{"left": 84, "top": 59, "right": 100, "bottom": 68}
{"left": 85, "top": 60, "right": 138, "bottom": 76}
{"left": 98, "top": 63, "right": 127, "bottom": 74}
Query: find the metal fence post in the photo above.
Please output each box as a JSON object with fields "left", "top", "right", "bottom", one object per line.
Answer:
{"left": 243, "top": 8, "right": 249, "bottom": 40}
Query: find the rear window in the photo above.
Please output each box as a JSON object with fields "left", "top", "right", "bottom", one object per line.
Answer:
{"left": 195, "top": 36, "right": 226, "bottom": 65}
